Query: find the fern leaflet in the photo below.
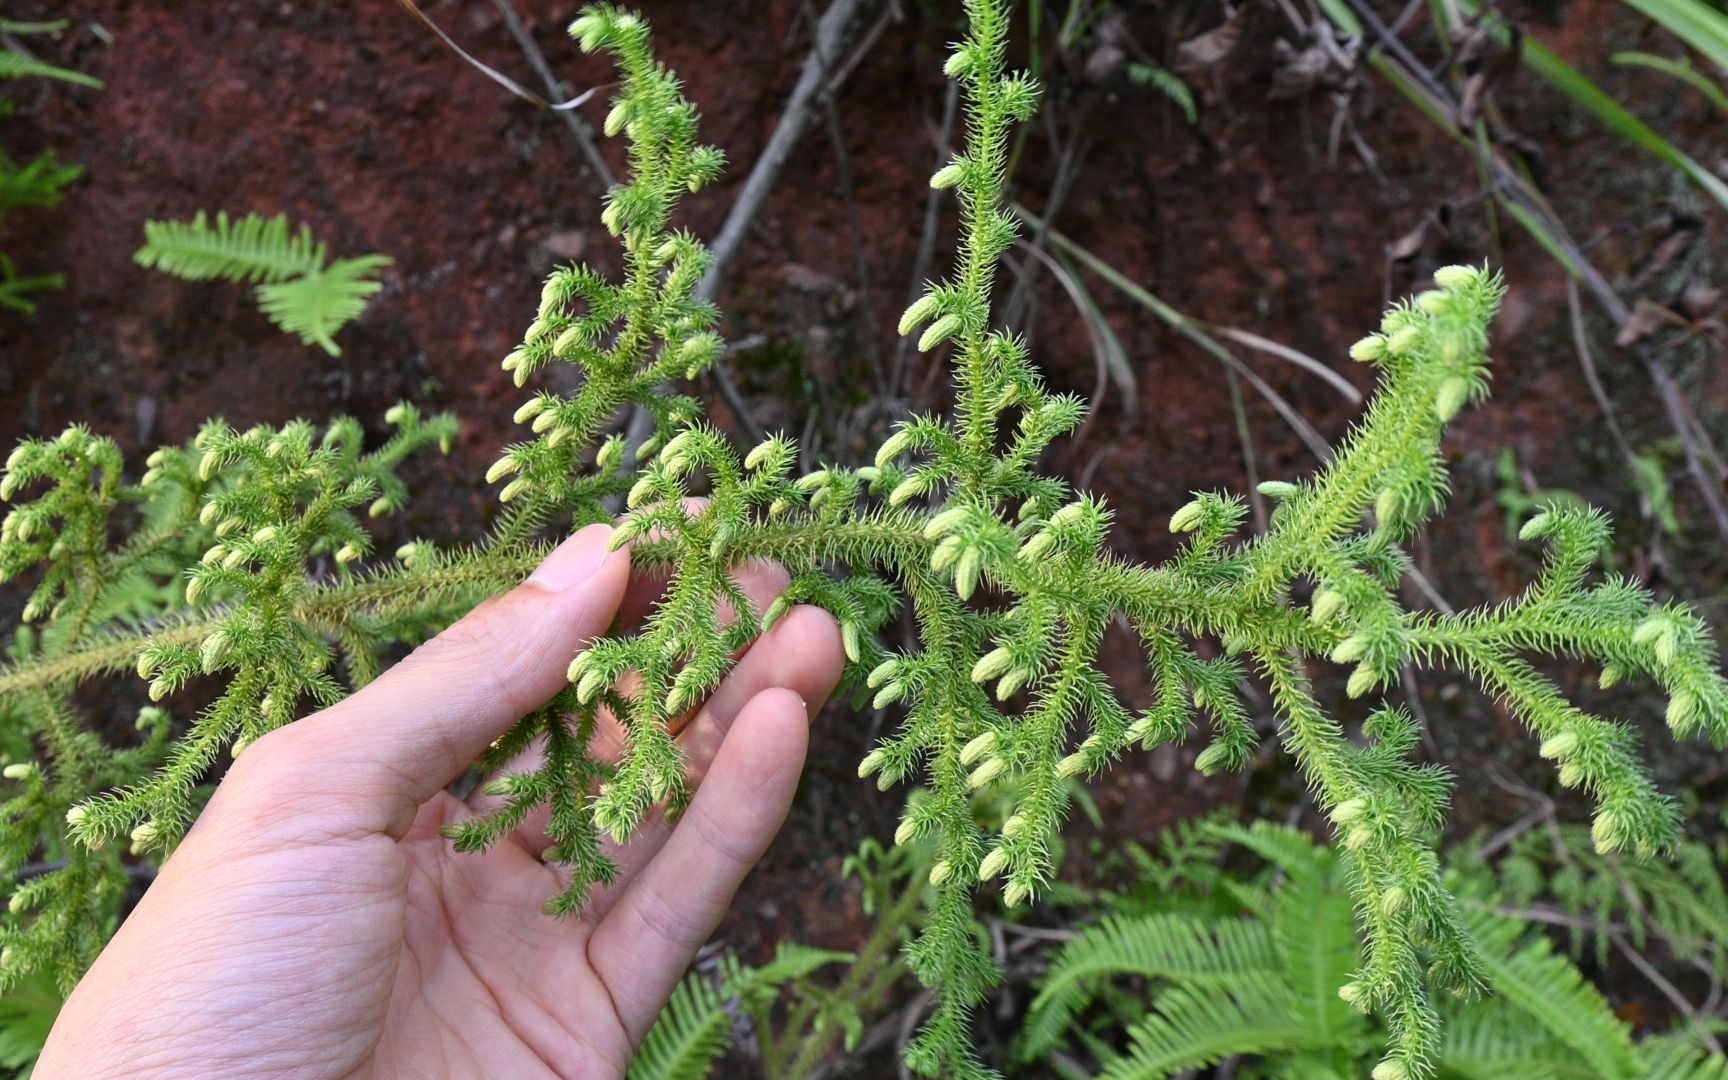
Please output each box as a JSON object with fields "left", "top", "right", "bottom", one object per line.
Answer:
{"left": 627, "top": 969, "right": 733, "bottom": 1080}
{"left": 134, "top": 211, "right": 328, "bottom": 282}
{"left": 135, "top": 211, "right": 391, "bottom": 354}
{"left": 0, "top": 50, "right": 102, "bottom": 90}
{"left": 256, "top": 256, "right": 392, "bottom": 356}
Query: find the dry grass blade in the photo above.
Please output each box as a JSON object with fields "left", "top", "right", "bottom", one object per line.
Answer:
{"left": 1209, "top": 326, "right": 1361, "bottom": 405}
{"left": 1012, "top": 208, "right": 1357, "bottom": 404}
{"left": 394, "top": 0, "right": 602, "bottom": 111}
{"left": 1014, "top": 240, "right": 1136, "bottom": 421}
{"left": 1017, "top": 206, "right": 1335, "bottom": 461}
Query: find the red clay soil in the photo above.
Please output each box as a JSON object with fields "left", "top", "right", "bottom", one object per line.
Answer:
{"left": 2, "top": 0, "right": 1727, "bottom": 1072}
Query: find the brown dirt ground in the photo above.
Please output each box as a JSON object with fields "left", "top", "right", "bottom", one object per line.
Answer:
{"left": 3, "top": 0, "right": 1727, "bottom": 1073}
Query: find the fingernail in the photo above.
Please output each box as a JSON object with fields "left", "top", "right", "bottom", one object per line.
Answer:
{"left": 528, "top": 523, "right": 613, "bottom": 591}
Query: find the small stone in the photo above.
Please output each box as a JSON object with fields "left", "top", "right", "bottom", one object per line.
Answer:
{"left": 541, "top": 231, "right": 586, "bottom": 261}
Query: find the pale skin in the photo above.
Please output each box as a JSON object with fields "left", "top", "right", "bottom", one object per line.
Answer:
{"left": 36, "top": 523, "right": 846, "bottom": 1079}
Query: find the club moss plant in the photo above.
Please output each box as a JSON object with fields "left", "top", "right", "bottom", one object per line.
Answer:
{"left": 1, "top": 4, "right": 1724, "bottom": 1077}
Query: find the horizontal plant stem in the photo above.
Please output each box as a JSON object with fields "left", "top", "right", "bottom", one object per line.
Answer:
{"left": 714, "top": 518, "right": 1329, "bottom": 649}
{"left": 0, "top": 548, "right": 542, "bottom": 699}
{"left": 0, "top": 625, "right": 206, "bottom": 699}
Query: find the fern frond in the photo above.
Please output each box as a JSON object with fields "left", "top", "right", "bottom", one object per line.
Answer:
{"left": 625, "top": 943, "right": 851, "bottom": 1080}
{"left": 1018, "top": 913, "right": 1279, "bottom": 1062}
{"left": 0, "top": 152, "right": 81, "bottom": 217}
{"left": 255, "top": 255, "right": 391, "bottom": 355}
{"left": 0, "top": 50, "right": 102, "bottom": 90}
{"left": 1436, "top": 1008, "right": 1597, "bottom": 1080}
{"left": 626, "top": 969, "right": 732, "bottom": 1080}
{"left": 135, "top": 211, "right": 326, "bottom": 282}
{"left": 1209, "top": 821, "right": 1331, "bottom": 889}
{"left": 1127, "top": 64, "right": 1196, "bottom": 124}
{"left": 1462, "top": 909, "right": 1639, "bottom": 1078}
{"left": 0, "top": 256, "right": 63, "bottom": 314}
{"left": 1096, "top": 976, "right": 1344, "bottom": 1080}
{"left": 1486, "top": 823, "right": 1728, "bottom": 980}
{"left": 729, "top": 943, "right": 854, "bottom": 999}
{"left": 1271, "top": 860, "right": 1361, "bottom": 1041}
{"left": 135, "top": 213, "right": 389, "bottom": 354}
{"left": 1638, "top": 1034, "right": 1728, "bottom": 1080}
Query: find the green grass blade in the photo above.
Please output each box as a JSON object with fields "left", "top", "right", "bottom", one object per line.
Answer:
{"left": 1482, "top": 4, "right": 1728, "bottom": 212}
{"left": 1324, "top": 0, "right": 1728, "bottom": 213}
{"left": 1612, "top": 50, "right": 1728, "bottom": 114}
{"left": 1619, "top": 0, "right": 1728, "bottom": 72}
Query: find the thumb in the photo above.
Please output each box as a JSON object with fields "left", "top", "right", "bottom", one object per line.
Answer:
{"left": 238, "top": 523, "right": 630, "bottom": 832}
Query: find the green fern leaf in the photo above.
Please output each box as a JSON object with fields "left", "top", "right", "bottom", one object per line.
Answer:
{"left": 0, "top": 50, "right": 102, "bottom": 89}
{"left": 134, "top": 211, "right": 328, "bottom": 283}
{"left": 136, "top": 213, "right": 389, "bottom": 354}
{"left": 1271, "top": 866, "right": 1360, "bottom": 1039}
{"left": 628, "top": 945, "right": 850, "bottom": 1080}
{"left": 1437, "top": 1007, "right": 1598, "bottom": 1080}
{"left": 1207, "top": 822, "right": 1330, "bottom": 887}
{"left": 1096, "top": 976, "right": 1346, "bottom": 1079}
{"left": 1637, "top": 1033, "right": 1728, "bottom": 1080}
{"left": 1126, "top": 64, "right": 1196, "bottom": 124}
{"left": 728, "top": 943, "right": 852, "bottom": 1000}
{"left": 1018, "top": 913, "right": 1279, "bottom": 1063}
{"left": 255, "top": 256, "right": 390, "bottom": 356}
{"left": 0, "top": 151, "right": 81, "bottom": 217}
{"left": 1463, "top": 909, "right": 1640, "bottom": 1078}
{"left": 626, "top": 970, "right": 733, "bottom": 1080}
{"left": 0, "top": 255, "right": 64, "bottom": 314}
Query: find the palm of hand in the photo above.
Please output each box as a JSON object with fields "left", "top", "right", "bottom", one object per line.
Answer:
{"left": 379, "top": 798, "right": 639, "bottom": 1077}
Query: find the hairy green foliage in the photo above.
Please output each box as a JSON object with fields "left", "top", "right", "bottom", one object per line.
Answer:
{"left": 134, "top": 211, "right": 392, "bottom": 354}
{"left": 0, "top": 412, "right": 462, "bottom": 988}
{"left": 0, "top": 5, "right": 1725, "bottom": 1080}
{"left": 1021, "top": 820, "right": 1728, "bottom": 1079}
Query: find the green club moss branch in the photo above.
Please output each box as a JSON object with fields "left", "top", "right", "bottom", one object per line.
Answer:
{"left": 0, "top": 547, "right": 544, "bottom": 701}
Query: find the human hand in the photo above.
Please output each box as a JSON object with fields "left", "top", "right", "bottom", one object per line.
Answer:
{"left": 36, "top": 523, "right": 845, "bottom": 1079}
